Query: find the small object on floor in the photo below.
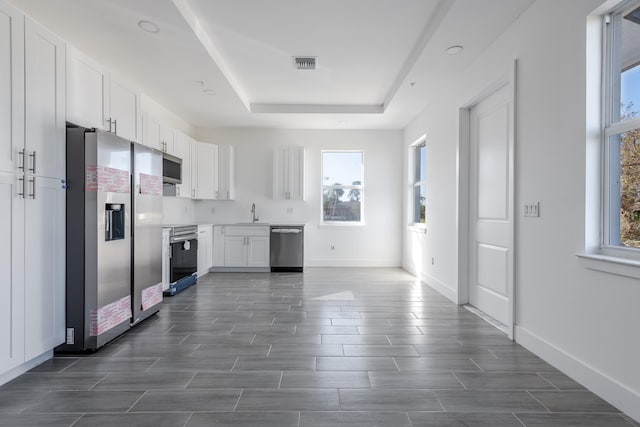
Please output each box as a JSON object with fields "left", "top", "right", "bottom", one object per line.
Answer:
{"left": 164, "top": 274, "right": 197, "bottom": 296}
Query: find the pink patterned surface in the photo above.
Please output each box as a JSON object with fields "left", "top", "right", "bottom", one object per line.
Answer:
{"left": 89, "top": 295, "right": 132, "bottom": 336}
{"left": 86, "top": 165, "right": 130, "bottom": 193}
{"left": 139, "top": 173, "right": 163, "bottom": 196}
{"left": 141, "top": 282, "right": 163, "bottom": 310}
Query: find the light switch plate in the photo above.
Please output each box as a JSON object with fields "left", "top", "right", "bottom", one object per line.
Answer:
{"left": 523, "top": 202, "right": 540, "bottom": 217}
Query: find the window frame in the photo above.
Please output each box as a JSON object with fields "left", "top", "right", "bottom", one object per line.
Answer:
{"left": 601, "top": 0, "right": 640, "bottom": 259}
{"left": 320, "top": 150, "right": 365, "bottom": 225}
{"left": 411, "top": 139, "right": 427, "bottom": 227}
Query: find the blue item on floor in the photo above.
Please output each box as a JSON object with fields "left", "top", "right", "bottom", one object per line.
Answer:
{"left": 164, "top": 273, "right": 197, "bottom": 296}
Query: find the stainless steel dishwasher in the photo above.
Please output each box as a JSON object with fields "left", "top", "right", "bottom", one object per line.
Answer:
{"left": 270, "top": 225, "right": 304, "bottom": 272}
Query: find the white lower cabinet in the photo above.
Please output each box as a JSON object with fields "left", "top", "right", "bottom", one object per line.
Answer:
{"left": 197, "top": 225, "right": 213, "bottom": 276}
{"left": 212, "top": 225, "right": 270, "bottom": 270}
{"left": 0, "top": 172, "right": 26, "bottom": 374}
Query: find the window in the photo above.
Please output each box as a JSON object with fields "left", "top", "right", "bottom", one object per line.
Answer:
{"left": 603, "top": 1, "right": 640, "bottom": 254}
{"left": 412, "top": 142, "right": 427, "bottom": 224}
{"left": 321, "top": 151, "right": 363, "bottom": 223}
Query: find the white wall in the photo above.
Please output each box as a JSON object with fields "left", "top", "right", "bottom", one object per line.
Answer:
{"left": 190, "top": 128, "right": 403, "bottom": 267}
{"left": 402, "top": 0, "right": 640, "bottom": 421}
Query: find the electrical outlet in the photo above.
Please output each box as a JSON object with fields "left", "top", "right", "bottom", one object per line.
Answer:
{"left": 287, "top": 207, "right": 293, "bottom": 214}
{"left": 523, "top": 202, "right": 540, "bottom": 217}
{"left": 431, "top": 257, "right": 435, "bottom": 265}
{"left": 66, "top": 328, "right": 74, "bottom": 345}
{"left": 330, "top": 245, "right": 335, "bottom": 251}
{"left": 210, "top": 207, "right": 215, "bottom": 214}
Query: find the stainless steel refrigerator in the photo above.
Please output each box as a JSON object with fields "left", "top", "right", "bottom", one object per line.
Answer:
{"left": 59, "top": 127, "right": 163, "bottom": 352}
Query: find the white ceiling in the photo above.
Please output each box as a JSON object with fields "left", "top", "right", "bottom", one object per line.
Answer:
{"left": 11, "top": 0, "right": 535, "bottom": 130}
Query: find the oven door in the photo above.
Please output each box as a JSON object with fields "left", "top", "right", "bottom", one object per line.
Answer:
{"left": 169, "top": 238, "right": 198, "bottom": 283}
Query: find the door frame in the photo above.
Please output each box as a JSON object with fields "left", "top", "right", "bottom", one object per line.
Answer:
{"left": 457, "top": 60, "right": 517, "bottom": 339}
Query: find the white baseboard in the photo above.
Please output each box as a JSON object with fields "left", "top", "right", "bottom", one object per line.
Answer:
{"left": 515, "top": 325, "right": 640, "bottom": 423}
{"left": 0, "top": 351, "right": 52, "bottom": 386}
{"left": 420, "top": 272, "right": 458, "bottom": 303}
{"left": 305, "top": 259, "right": 401, "bottom": 267}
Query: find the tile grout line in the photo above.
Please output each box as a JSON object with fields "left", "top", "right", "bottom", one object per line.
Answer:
{"left": 451, "top": 371, "right": 468, "bottom": 390}
{"left": 512, "top": 412, "right": 527, "bottom": 426}
{"left": 125, "top": 389, "right": 148, "bottom": 413}
{"left": 526, "top": 389, "right": 553, "bottom": 413}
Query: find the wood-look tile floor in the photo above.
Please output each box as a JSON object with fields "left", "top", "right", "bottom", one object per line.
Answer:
{"left": 1, "top": 268, "right": 637, "bottom": 426}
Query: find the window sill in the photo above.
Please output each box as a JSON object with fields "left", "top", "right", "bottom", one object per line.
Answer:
{"left": 576, "top": 252, "right": 640, "bottom": 279}
{"left": 318, "top": 222, "right": 365, "bottom": 229}
{"left": 408, "top": 225, "right": 427, "bottom": 234}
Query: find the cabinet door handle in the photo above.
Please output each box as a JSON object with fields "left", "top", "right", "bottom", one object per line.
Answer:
{"left": 18, "top": 149, "right": 25, "bottom": 171}
{"left": 215, "top": 190, "right": 219, "bottom": 198}
{"left": 29, "top": 151, "right": 36, "bottom": 174}
{"left": 192, "top": 189, "right": 195, "bottom": 198}
{"left": 106, "top": 118, "right": 112, "bottom": 133}
{"left": 18, "top": 176, "right": 25, "bottom": 198}
{"left": 113, "top": 119, "right": 117, "bottom": 135}
{"left": 29, "top": 177, "right": 36, "bottom": 199}
{"left": 227, "top": 191, "right": 230, "bottom": 199}
{"left": 177, "top": 186, "right": 180, "bottom": 196}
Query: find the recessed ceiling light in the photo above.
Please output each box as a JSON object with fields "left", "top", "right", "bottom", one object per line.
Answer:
{"left": 203, "top": 89, "right": 216, "bottom": 96}
{"left": 138, "top": 20, "right": 160, "bottom": 34}
{"left": 446, "top": 45, "right": 463, "bottom": 55}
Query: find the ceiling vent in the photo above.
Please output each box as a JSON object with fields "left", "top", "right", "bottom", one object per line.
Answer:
{"left": 293, "top": 56, "right": 316, "bottom": 70}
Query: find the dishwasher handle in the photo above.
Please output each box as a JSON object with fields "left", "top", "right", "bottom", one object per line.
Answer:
{"left": 271, "top": 228, "right": 302, "bottom": 234}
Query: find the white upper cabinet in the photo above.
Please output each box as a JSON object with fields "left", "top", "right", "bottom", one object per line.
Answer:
{"left": 142, "top": 113, "right": 161, "bottom": 150}
{"left": 273, "top": 145, "right": 304, "bottom": 200}
{"left": 108, "top": 76, "right": 140, "bottom": 142}
{"left": 66, "top": 46, "right": 106, "bottom": 130}
{"left": 194, "top": 141, "right": 219, "bottom": 200}
{"left": 218, "top": 145, "right": 235, "bottom": 200}
{"left": 24, "top": 18, "right": 65, "bottom": 179}
{"left": 160, "top": 123, "right": 175, "bottom": 155}
{"left": 174, "top": 131, "right": 192, "bottom": 199}
{"left": 67, "top": 46, "right": 140, "bottom": 141}
{"left": 0, "top": 1, "right": 24, "bottom": 174}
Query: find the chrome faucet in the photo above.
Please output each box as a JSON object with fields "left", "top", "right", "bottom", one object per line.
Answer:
{"left": 251, "top": 203, "right": 259, "bottom": 223}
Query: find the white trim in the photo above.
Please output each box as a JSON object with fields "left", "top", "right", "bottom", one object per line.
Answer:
{"left": 320, "top": 150, "right": 365, "bottom": 225}
{"left": 0, "top": 351, "right": 52, "bottom": 387}
{"left": 407, "top": 225, "right": 427, "bottom": 234}
{"left": 457, "top": 60, "right": 517, "bottom": 339}
{"left": 305, "top": 259, "right": 400, "bottom": 267}
{"left": 420, "top": 272, "right": 458, "bottom": 304}
{"left": 515, "top": 325, "right": 640, "bottom": 422}
{"left": 577, "top": 252, "right": 640, "bottom": 279}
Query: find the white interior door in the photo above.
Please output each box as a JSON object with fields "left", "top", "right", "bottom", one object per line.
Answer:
{"left": 468, "top": 83, "right": 514, "bottom": 329}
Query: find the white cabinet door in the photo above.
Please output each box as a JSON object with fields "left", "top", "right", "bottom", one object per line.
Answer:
{"left": 24, "top": 18, "right": 65, "bottom": 180}
{"left": 218, "top": 145, "right": 235, "bottom": 200}
{"left": 273, "top": 145, "right": 304, "bottom": 200}
{"left": 0, "top": 172, "right": 25, "bottom": 372}
{"left": 174, "top": 132, "right": 192, "bottom": 199}
{"left": 160, "top": 124, "right": 175, "bottom": 155}
{"left": 212, "top": 226, "right": 225, "bottom": 267}
{"left": 142, "top": 113, "right": 161, "bottom": 150}
{"left": 247, "top": 236, "right": 270, "bottom": 267}
{"left": 109, "top": 77, "right": 139, "bottom": 142}
{"left": 24, "top": 176, "right": 65, "bottom": 359}
{"left": 0, "top": 2, "right": 24, "bottom": 174}
{"left": 66, "top": 46, "right": 107, "bottom": 130}
{"left": 195, "top": 141, "right": 218, "bottom": 200}
{"left": 224, "top": 236, "right": 246, "bottom": 267}
{"left": 197, "top": 225, "right": 213, "bottom": 276}
{"left": 288, "top": 145, "right": 304, "bottom": 200}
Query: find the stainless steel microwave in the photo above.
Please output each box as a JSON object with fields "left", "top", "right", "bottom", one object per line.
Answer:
{"left": 162, "top": 152, "right": 182, "bottom": 184}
